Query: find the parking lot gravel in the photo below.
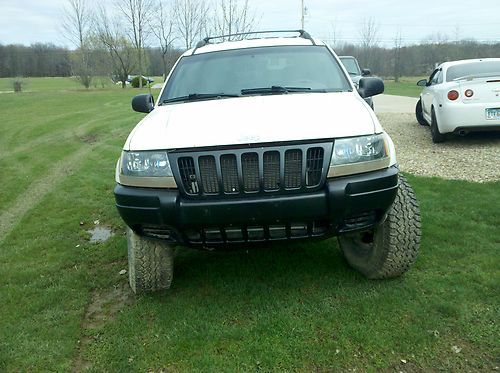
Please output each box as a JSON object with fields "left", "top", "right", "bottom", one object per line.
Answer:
{"left": 378, "top": 112, "right": 500, "bottom": 183}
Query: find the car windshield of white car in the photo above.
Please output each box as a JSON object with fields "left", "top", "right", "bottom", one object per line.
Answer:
{"left": 447, "top": 61, "right": 500, "bottom": 82}
{"left": 160, "top": 46, "right": 351, "bottom": 103}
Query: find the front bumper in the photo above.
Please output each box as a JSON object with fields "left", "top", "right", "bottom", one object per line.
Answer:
{"left": 114, "top": 166, "right": 399, "bottom": 247}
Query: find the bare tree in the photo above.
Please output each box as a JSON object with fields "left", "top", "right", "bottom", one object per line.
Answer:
{"left": 150, "top": 1, "right": 176, "bottom": 79}
{"left": 212, "top": 0, "right": 256, "bottom": 40}
{"left": 329, "top": 19, "right": 343, "bottom": 50}
{"left": 359, "top": 17, "right": 379, "bottom": 50}
{"left": 94, "top": 7, "right": 137, "bottom": 88}
{"left": 358, "top": 17, "right": 379, "bottom": 68}
{"left": 62, "top": 0, "right": 94, "bottom": 88}
{"left": 393, "top": 28, "right": 403, "bottom": 82}
{"left": 116, "top": 0, "right": 154, "bottom": 88}
{"left": 173, "top": 0, "right": 210, "bottom": 50}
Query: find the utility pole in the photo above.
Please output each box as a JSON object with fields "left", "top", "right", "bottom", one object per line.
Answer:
{"left": 301, "top": 0, "right": 304, "bottom": 29}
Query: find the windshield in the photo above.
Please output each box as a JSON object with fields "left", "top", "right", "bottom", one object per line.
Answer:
{"left": 446, "top": 60, "right": 500, "bottom": 81}
{"left": 160, "top": 46, "right": 351, "bottom": 102}
{"left": 339, "top": 57, "right": 361, "bottom": 75}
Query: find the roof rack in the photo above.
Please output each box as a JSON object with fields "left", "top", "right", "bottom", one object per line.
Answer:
{"left": 192, "top": 30, "right": 316, "bottom": 55}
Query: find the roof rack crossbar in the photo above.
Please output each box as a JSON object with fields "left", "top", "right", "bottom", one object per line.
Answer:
{"left": 191, "top": 29, "right": 315, "bottom": 55}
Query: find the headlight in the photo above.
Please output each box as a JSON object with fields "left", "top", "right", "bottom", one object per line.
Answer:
{"left": 121, "top": 151, "right": 173, "bottom": 177}
{"left": 328, "top": 133, "right": 390, "bottom": 177}
{"left": 331, "top": 133, "right": 387, "bottom": 165}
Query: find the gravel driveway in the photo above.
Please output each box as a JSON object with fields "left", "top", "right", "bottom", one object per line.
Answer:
{"left": 377, "top": 111, "right": 500, "bottom": 183}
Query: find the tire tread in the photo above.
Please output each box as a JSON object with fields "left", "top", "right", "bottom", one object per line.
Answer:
{"left": 127, "top": 228, "right": 174, "bottom": 294}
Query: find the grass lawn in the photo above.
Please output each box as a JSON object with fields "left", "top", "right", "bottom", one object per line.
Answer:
{"left": 383, "top": 76, "right": 427, "bottom": 98}
{"left": 0, "top": 78, "right": 498, "bottom": 371}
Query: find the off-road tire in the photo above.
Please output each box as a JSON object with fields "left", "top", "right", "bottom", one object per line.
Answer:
{"left": 338, "top": 175, "right": 421, "bottom": 279}
{"left": 127, "top": 227, "right": 174, "bottom": 294}
{"left": 415, "top": 99, "right": 428, "bottom": 126}
{"left": 431, "top": 108, "right": 445, "bottom": 143}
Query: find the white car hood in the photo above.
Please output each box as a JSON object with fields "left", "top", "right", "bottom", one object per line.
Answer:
{"left": 126, "top": 92, "right": 380, "bottom": 150}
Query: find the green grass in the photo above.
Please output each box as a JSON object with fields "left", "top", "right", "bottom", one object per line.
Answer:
{"left": 0, "top": 80, "right": 499, "bottom": 371}
{"left": 0, "top": 76, "right": 164, "bottom": 92}
{"left": 383, "top": 76, "right": 427, "bottom": 98}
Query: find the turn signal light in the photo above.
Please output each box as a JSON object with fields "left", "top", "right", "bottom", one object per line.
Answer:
{"left": 447, "top": 90, "right": 459, "bottom": 101}
{"left": 465, "top": 89, "right": 474, "bottom": 98}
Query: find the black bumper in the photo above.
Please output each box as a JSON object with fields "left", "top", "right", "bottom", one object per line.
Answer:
{"left": 114, "top": 166, "right": 399, "bottom": 247}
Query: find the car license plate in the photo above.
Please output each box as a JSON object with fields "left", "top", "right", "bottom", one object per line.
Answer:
{"left": 486, "top": 108, "right": 500, "bottom": 120}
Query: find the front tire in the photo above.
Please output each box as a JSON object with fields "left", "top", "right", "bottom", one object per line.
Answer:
{"left": 430, "top": 108, "right": 445, "bottom": 143}
{"left": 415, "top": 99, "right": 428, "bottom": 126}
{"left": 127, "top": 227, "right": 174, "bottom": 294}
{"left": 339, "top": 175, "right": 421, "bottom": 279}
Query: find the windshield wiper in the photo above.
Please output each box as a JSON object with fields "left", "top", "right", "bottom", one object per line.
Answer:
{"left": 162, "top": 93, "right": 239, "bottom": 104}
{"left": 241, "top": 86, "right": 316, "bottom": 95}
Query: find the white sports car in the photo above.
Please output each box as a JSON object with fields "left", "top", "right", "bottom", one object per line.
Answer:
{"left": 415, "top": 58, "right": 500, "bottom": 143}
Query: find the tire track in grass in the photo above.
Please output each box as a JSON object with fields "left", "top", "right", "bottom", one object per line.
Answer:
{"left": 0, "top": 101, "right": 127, "bottom": 159}
{"left": 0, "top": 144, "right": 95, "bottom": 244}
{"left": 0, "top": 110, "right": 122, "bottom": 159}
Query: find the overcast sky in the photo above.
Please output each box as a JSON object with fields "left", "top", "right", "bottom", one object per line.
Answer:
{"left": 1, "top": 0, "right": 499, "bottom": 47}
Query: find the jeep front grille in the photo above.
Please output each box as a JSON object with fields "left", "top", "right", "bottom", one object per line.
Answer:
{"left": 171, "top": 142, "right": 332, "bottom": 198}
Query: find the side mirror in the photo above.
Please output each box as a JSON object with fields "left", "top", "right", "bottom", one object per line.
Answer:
{"left": 132, "top": 94, "right": 154, "bottom": 113}
{"left": 358, "top": 77, "right": 384, "bottom": 98}
{"left": 361, "top": 68, "right": 371, "bottom": 76}
{"left": 417, "top": 79, "right": 428, "bottom": 87}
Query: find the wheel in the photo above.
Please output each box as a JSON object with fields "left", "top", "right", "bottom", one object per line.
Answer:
{"left": 127, "top": 227, "right": 174, "bottom": 294}
{"left": 415, "top": 99, "right": 428, "bottom": 126}
{"left": 338, "top": 175, "right": 421, "bottom": 279}
{"left": 430, "top": 108, "right": 445, "bottom": 143}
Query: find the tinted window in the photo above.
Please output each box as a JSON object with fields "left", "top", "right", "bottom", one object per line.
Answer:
{"left": 431, "top": 70, "right": 442, "bottom": 85}
{"left": 340, "top": 57, "right": 361, "bottom": 76}
{"left": 161, "top": 46, "right": 351, "bottom": 101}
{"left": 446, "top": 61, "right": 500, "bottom": 81}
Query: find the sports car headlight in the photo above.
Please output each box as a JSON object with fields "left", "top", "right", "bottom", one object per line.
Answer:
{"left": 328, "top": 134, "right": 390, "bottom": 177}
{"left": 121, "top": 151, "right": 173, "bottom": 177}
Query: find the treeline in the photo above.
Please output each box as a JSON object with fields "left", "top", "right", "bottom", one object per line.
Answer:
{"left": 2, "top": 39, "right": 498, "bottom": 81}
{"left": 336, "top": 40, "right": 500, "bottom": 79}
{"left": 0, "top": 42, "right": 183, "bottom": 79}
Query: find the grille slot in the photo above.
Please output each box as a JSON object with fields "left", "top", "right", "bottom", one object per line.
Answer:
{"left": 263, "top": 151, "right": 280, "bottom": 190}
{"left": 306, "top": 147, "right": 324, "bottom": 187}
{"left": 284, "top": 149, "right": 302, "bottom": 188}
{"left": 178, "top": 157, "right": 198, "bottom": 194}
{"left": 220, "top": 154, "right": 239, "bottom": 193}
{"left": 241, "top": 152, "right": 259, "bottom": 192}
{"left": 198, "top": 156, "right": 219, "bottom": 194}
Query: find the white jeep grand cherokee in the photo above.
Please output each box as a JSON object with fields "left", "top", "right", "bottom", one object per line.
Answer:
{"left": 114, "top": 30, "right": 421, "bottom": 294}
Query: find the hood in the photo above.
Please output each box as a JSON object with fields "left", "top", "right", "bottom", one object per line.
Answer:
{"left": 126, "top": 92, "right": 378, "bottom": 150}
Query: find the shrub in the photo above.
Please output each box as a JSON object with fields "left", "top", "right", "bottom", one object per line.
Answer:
{"left": 12, "top": 78, "right": 24, "bottom": 92}
{"left": 131, "top": 76, "right": 148, "bottom": 88}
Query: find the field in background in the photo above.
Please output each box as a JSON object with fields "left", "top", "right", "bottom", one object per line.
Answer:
{"left": 0, "top": 76, "right": 165, "bottom": 93}
{"left": 0, "top": 78, "right": 498, "bottom": 371}
{"left": 383, "top": 76, "right": 426, "bottom": 98}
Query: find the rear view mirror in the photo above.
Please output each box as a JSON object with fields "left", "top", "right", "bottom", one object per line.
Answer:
{"left": 361, "top": 69, "right": 371, "bottom": 76}
{"left": 132, "top": 94, "right": 155, "bottom": 113}
{"left": 358, "top": 77, "right": 384, "bottom": 98}
{"left": 416, "top": 79, "right": 428, "bottom": 87}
